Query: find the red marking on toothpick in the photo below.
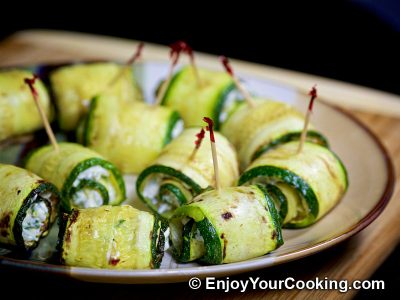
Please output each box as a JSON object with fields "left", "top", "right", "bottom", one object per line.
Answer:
{"left": 24, "top": 75, "right": 59, "bottom": 152}
{"left": 24, "top": 75, "right": 39, "bottom": 98}
{"left": 308, "top": 85, "right": 318, "bottom": 111}
{"left": 127, "top": 42, "right": 144, "bottom": 65}
{"left": 220, "top": 56, "right": 234, "bottom": 76}
{"left": 170, "top": 41, "right": 201, "bottom": 86}
{"left": 109, "top": 42, "right": 145, "bottom": 87}
{"left": 176, "top": 41, "right": 194, "bottom": 67}
{"left": 194, "top": 127, "right": 205, "bottom": 149}
{"left": 203, "top": 117, "right": 220, "bottom": 190}
{"left": 170, "top": 41, "right": 193, "bottom": 60}
{"left": 154, "top": 41, "right": 187, "bottom": 105}
{"left": 298, "top": 85, "right": 318, "bottom": 154}
{"left": 189, "top": 127, "right": 206, "bottom": 161}
{"left": 203, "top": 117, "right": 215, "bottom": 142}
{"left": 169, "top": 40, "right": 187, "bottom": 66}
{"left": 220, "top": 56, "right": 255, "bottom": 107}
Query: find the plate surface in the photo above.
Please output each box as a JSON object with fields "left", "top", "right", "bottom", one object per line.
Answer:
{"left": 0, "top": 62, "right": 394, "bottom": 284}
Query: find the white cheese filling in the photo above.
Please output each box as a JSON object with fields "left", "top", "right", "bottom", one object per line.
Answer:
{"left": 143, "top": 176, "right": 161, "bottom": 204}
{"left": 163, "top": 227, "right": 170, "bottom": 251}
{"left": 171, "top": 119, "right": 184, "bottom": 139}
{"left": 219, "top": 89, "right": 242, "bottom": 124}
{"left": 22, "top": 199, "right": 49, "bottom": 246}
{"left": 72, "top": 166, "right": 115, "bottom": 208}
{"left": 143, "top": 176, "right": 176, "bottom": 214}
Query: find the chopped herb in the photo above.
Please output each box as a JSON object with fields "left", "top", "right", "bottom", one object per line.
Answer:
{"left": 116, "top": 219, "right": 126, "bottom": 227}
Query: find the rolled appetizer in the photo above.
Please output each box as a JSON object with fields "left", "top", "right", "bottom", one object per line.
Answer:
{"left": 80, "top": 94, "right": 183, "bottom": 174}
{"left": 169, "top": 185, "right": 283, "bottom": 264}
{"left": 136, "top": 128, "right": 239, "bottom": 218}
{"left": 239, "top": 141, "right": 348, "bottom": 228}
{"left": 221, "top": 99, "right": 328, "bottom": 170}
{"left": 0, "top": 164, "right": 59, "bottom": 250}
{"left": 0, "top": 69, "right": 53, "bottom": 142}
{"left": 50, "top": 62, "right": 142, "bottom": 131}
{"left": 25, "top": 142, "right": 125, "bottom": 212}
{"left": 160, "top": 66, "right": 237, "bottom": 129}
{"left": 58, "top": 205, "right": 167, "bottom": 269}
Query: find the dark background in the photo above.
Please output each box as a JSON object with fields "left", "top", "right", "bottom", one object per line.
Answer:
{"left": 0, "top": 0, "right": 399, "bottom": 297}
{"left": 0, "top": 1, "right": 400, "bottom": 95}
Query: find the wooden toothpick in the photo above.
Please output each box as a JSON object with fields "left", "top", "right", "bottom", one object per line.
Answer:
{"left": 155, "top": 40, "right": 202, "bottom": 105}
{"left": 108, "top": 42, "right": 144, "bottom": 87}
{"left": 154, "top": 43, "right": 182, "bottom": 106}
{"left": 203, "top": 117, "right": 220, "bottom": 190}
{"left": 220, "top": 56, "right": 256, "bottom": 108}
{"left": 178, "top": 41, "right": 201, "bottom": 87}
{"left": 24, "top": 75, "right": 59, "bottom": 152}
{"left": 298, "top": 85, "right": 318, "bottom": 154}
{"left": 189, "top": 127, "right": 205, "bottom": 161}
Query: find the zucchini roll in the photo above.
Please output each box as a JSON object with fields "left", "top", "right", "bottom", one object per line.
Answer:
{"left": 25, "top": 143, "right": 125, "bottom": 212}
{"left": 0, "top": 164, "right": 59, "bottom": 250}
{"left": 136, "top": 128, "right": 239, "bottom": 218}
{"left": 239, "top": 141, "right": 348, "bottom": 228}
{"left": 0, "top": 69, "right": 53, "bottom": 142}
{"left": 50, "top": 62, "right": 142, "bottom": 131}
{"left": 170, "top": 186, "right": 283, "bottom": 264}
{"left": 81, "top": 94, "right": 183, "bottom": 174}
{"left": 58, "top": 205, "right": 167, "bottom": 269}
{"left": 160, "top": 66, "right": 236, "bottom": 129}
{"left": 221, "top": 99, "right": 328, "bottom": 170}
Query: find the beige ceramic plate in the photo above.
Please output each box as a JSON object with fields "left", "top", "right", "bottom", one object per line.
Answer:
{"left": 0, "top": 62, "right": 394, "bottom": 284}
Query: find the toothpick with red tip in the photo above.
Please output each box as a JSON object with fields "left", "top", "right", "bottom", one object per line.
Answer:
{"left": 189, "top": 127, "right": 205, "bottom": 161}
{"left": 108, "top": 42, "right": 144, "bottom": 87}
{"left": 24, "top": 75, "right": 59, "bottom": 152}
{"left": 297, "top": 85, "right": 318, "bottom": 153}
{"left": 173, "top": 41, "right": 201, "bottom": 87}
{"left": 154, "top": 41, "right": 185, "bottom": 105}
{"left": 203, "top": 117, "right": 220, "bottom": 190}
{"left": 220, "top": 56, "right": 256, "bottom": 108}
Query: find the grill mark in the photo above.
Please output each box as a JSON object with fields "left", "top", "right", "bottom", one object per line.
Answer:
{"left": 221, "top": 212, "right": 233, "bottom": 220}
{"left": 65, "top": 210, "right": 79, "bottom": 243}
{"left": 0, "top": 212, "right": 12, "bottom": 229}
{"left": 223, "top": 238, "right": 228, "bottom": 260}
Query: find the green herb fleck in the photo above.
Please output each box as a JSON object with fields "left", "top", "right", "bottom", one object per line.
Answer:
{"left": 116, "top": 219, "right": 126, "bottom": 227}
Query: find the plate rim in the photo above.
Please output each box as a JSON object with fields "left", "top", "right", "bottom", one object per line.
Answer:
{"left": 0, "top": 73, "right": 395, "bottom": 284}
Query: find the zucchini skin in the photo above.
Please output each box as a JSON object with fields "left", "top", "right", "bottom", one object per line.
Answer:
{"left": 0, "top": 164, "right": 59, "bottom": 250}
{"left": 160, "top": 66, "right": 235, "bottom": 129}
{"left": 0, "top": 69, "right": 53, "bottom": 142}
{"left": 159, "top": 181, "right": 189, "bottom": 206}
{"left": 25, "top": 142, "right": 126, "bottom": 212}
{"left": 170, "top": 186, "right": 283, "bottom": 265}
{"left": 59, "top": 205, "right": 167, "bottom": 269}
{"left": 251, "top": 131, "right": 329, "bottom": 161}
{"left": 136, "top": 128, "right": 239, "bottom": 217}
{"left": 239, "top": 141, "right": 348, "bottom": 228}
{"left": 50, "top": 62, "right": 143, "bottom": 131}
{"left": 151, "top": 214, "right": 169, "bottom": 268}
{"left": 263, "top": 184, "right": 288, "bottom": 226}
{"left": 221, "top": 99, "right": 328, "bottom": 170}
{"left": 82, "top": 95, "right": 182, "bottom": 174}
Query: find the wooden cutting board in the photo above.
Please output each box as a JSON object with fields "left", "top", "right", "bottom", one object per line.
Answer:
{"left": 0, "top": 30, "right": 399, "bottom": 299}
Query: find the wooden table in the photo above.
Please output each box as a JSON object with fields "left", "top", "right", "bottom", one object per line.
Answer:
{"left": 0, "top": 30, "right": 399, "bottom": 299}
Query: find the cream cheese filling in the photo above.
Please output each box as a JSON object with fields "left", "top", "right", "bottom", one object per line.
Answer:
{"left": 22, "top": 198, "right": 49, "bottom": 247}
{"left": 72, "top": 166, "right": 115, "bottom": 208}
